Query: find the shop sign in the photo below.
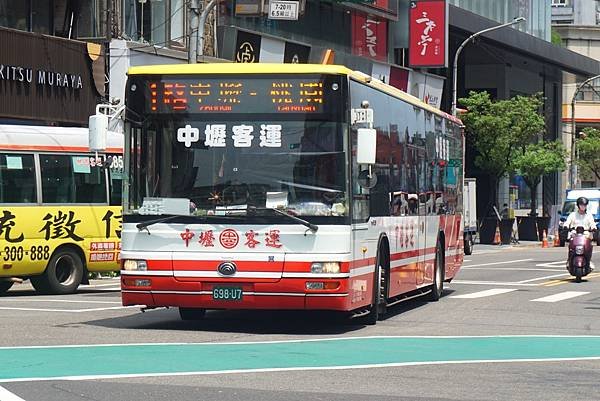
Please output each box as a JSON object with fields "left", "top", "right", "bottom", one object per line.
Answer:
{"left": 268, "top": 0, "right": 299, "bottom": 20}
{"left": 235, "top": 31, "right": 262, "bottom": 63}
{"left": 408, "top": 0, "right": 448, "bottom": 68}
{"left": 352, "top": 14, "right": 387, "bottom": 62}
{"left": 0, "top": 27, "right": 103, "bottom": 125}
{"left": 0, "top": 64, "right": 83, "bottom": 89}
{"left": 234, "top": 30, "right": 310, "bottom": 63}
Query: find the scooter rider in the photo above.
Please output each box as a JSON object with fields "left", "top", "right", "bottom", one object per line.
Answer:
{"left": 565, "top": 197, "right": 596, "bottom": 240}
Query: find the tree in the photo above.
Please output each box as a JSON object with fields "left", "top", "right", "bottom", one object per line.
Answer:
{"left": 512, "top": 141, "right": 566, "bottom": 216}
{"left": 551, "top": 28, "right": 562, "bottom": 47}
{"left": 459, "top": 91, "right": 546, "bottom": 209}
{"left": 576, "top": 127, "right": 600, "bottom": 181}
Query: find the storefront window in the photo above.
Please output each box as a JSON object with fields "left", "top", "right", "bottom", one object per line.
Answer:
{"left": 0, "top": 0, "right": 30, "bottom": 31}
{"left": 221, "top": 0, "right": 352, "bottom": 55}
{"left": 77, "top": 0, "right": 107, "bottom": 39}
{"left": 123, "top": 0, "right": 184, "bottom": 47}
{"left": 32, "top": 0, "right": 53, "bottom": 34}
{"left": 447, "top": 0, "right": 550, "bottom": 41}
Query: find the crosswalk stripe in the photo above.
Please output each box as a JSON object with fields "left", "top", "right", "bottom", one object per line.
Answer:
{"left": 450, "top": 289, "right": 518, "bottom": 299}
{"left": 531, "top": 291, "right": 590, "bottom": 303}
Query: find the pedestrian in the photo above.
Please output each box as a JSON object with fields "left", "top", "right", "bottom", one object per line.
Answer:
{"left": 500, "top": 203, "right": 509, "bottom": 219}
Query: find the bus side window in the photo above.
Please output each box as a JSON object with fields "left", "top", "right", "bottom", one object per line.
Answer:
{"left": 0, "top": 153, "right": 36, "bottom": 203}
{"left": 72, "top": 155, "right": 107, "bottom": 203}
{"left": 41, "top": 154, "right": 74, "bottom": 203}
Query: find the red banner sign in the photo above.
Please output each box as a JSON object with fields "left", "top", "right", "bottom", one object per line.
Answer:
{"left": 409, "top": 0, "right": 447, "bottom": 68}
{"left": 352, "top": 14, "right": 388, "bottom": 62}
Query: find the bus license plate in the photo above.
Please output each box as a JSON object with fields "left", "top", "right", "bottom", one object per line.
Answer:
{"left": 212, "top": 287, "right": 243, "bottom": 301}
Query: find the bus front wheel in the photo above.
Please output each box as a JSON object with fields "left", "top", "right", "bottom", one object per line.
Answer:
{"left": 31, "top": 249, "right": 84, "bottom": 295}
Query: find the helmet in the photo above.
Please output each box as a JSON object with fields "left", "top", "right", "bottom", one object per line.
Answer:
{"left": 577, "top": 197, "right": 589, "bottom": 207}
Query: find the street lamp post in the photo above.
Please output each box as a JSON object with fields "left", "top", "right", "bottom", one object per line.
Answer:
{"left": 569, "top": 74, "right": 600, "bottom": 189}
{"left": 451, "top": 17, "right": 526, "bottom": 117}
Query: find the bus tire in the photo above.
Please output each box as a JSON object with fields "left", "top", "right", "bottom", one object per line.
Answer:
{"left": 31, "top": 249, "right": 84, "bottom": 295}
{"left": 0, "top": 281, "right": 13, "bottom": 295}
{"left": 427, "top": 241, "right": 445, "bottom": 302}
{"left": 179, "top": 308, "right": 206, "bottom": 320}
{"left": 464, "top": 234, "right": 473, "bottom": 255}
{"left": 360, "top": 245, "right": 388, "bottom": 325}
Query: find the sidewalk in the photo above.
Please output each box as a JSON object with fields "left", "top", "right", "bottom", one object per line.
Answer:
{"left": 473, "top": 240, "right": 545, "bottom": 251}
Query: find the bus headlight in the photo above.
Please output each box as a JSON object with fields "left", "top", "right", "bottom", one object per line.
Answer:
{"left": 122, "top": 260, "right": 147, "bottom": 271}
{"left": 311, "top": 262, "right": 341, "bottom": 274}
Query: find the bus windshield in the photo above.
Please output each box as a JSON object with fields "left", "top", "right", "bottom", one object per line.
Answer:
{"left": 126, "top": 74, "right": 348, "bottom": 222}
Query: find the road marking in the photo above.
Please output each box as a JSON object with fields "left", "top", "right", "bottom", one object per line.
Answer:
{"left": 451, "top": 280, "right": 538, "bottom": 287}
{"left": 542, "top": 271, "right": 600, "bottom": 287}
{"left": 531, "top": 291, "right": 590, "bottom": 303}
{"left": 0, "top": 299, "right": 121, "bottom": 304}
{"left": 450, "top": 289, "right": 518, "bottom": 299}
{"left": 0, "top": 385, "right": 26, "bottom": 401}
{"left": 461, "top": 267, "right": 563, "bottom": 272}
{"left": 0, "top": 306, "right": 138, "bottom": 313}
{"left": 517, "top": 272, "right": 570, "bottom": 283}
{"left": 2, "top": 336, "right": 600, "bottom": 382}
{"left": 82, "top": 281, "right": 120, "bottom": 288}
{"left": 536, "top": 261, "right": 566, "bottom": 268}
{"left": 461, "top": 259, "right": 533, "bottom": 268}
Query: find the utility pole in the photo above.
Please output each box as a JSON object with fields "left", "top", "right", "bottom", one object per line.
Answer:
{"left": 569, "top": 74, "right": 600, "bottom": 188}
{"left": 189, "top": 0, "right": 200, "bottom": 63}
{"left": 105, "top": 0, "right": 112, "bottom": 102}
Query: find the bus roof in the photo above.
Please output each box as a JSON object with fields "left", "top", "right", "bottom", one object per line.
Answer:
{"left": 0, "top": 125, "right": 123, "bottom": 153}
{"left": 127, "top": 63, "right": 462, "bottom": 125}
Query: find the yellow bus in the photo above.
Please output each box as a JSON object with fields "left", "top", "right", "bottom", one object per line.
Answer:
{"left": 0, "top": 125, "right": 123, "bottom": 295}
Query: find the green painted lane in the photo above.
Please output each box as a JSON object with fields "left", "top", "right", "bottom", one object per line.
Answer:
{"left": 2, "top": 336, "right": 600, "bottom": 381}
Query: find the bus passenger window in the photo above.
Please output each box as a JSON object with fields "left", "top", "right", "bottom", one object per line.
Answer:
{"left": 41, "top": 155, "right": 107, "bottom": 204}
{"left": 41, "top": 155, "right": 75, "bottom": 203}
{"left": 72, "top": 156, "right": 107, "bottom": 203}
{"left": 0, "top": 153, "right": 36, "bottom": 203}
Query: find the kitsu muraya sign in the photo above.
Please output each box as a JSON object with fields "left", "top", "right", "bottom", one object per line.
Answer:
{"left": 409, "top": 0, "right": 448, "bottom": 68}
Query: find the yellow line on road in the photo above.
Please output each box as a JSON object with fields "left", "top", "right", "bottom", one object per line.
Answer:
{"left": 542, "top": 272, "right": 600, "bottom": 286}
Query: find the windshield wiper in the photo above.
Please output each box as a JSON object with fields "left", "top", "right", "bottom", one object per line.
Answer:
{"left": 136, "top": 214, "right": 243, "bottom": 233}
{"left": 136, "top": 215, "right": 182, "bottom": 231}
{"left": 250, "top": 207, "right": 318, "bottom": 233}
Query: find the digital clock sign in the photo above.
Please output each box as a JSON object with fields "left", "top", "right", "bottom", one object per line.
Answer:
{"left": 143, "top": 75, "right": 340, "bottom": 114}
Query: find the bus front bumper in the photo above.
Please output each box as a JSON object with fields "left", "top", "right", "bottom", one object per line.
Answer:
{"left": 121, "top": 275, "right": 352, "bottom": 311}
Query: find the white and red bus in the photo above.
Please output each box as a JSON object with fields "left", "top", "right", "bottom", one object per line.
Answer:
{"left": 120, "top": 64, "right": 464, "bottom": 323}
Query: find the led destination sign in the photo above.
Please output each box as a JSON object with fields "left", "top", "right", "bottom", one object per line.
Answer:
{"left": 144, "top": 76, "right": 339, "bottom": 114}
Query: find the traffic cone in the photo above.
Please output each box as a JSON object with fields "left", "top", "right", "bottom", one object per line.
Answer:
{"left": 541, "top": 230, "right": 548, "bottom": 248}
{"left": 553, "top": 230, "right": 560, "bottom": 247}
{"left": 493, "top": 224, "right": 501, "bottom": 245}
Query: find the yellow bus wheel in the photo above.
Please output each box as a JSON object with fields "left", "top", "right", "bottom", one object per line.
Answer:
{"left": 31, "top": 249, "right": 84, "bottom": 295}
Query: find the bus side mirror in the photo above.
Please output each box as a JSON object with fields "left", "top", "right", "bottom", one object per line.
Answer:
{"left": 356, "top": 128, "right": 377, "bottom": 165}
{"left": 89, "top": 113, "right": 108, "bottom": 152}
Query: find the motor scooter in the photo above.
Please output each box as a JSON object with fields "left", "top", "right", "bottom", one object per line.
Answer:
{"left": 567, "top": 226, "right": 593, "bottom": 282}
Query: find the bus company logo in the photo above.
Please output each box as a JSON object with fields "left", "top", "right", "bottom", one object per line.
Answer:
{"left": 177, "top": 125, "right": 200, "bottom": 147}
{"left": 219, "top": 229, "right": 240, "bottom": 249}
{"left": 217, "top": 261, "right": 237, "bottom": 276}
